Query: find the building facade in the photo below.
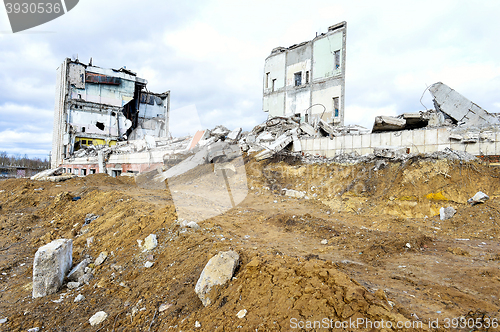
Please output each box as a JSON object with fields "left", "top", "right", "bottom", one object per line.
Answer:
{"left": 263, "top": 21, "right": 346, "bottom": 126}
{"left": 51, "top": 58, "right": 170, "bottom": 168}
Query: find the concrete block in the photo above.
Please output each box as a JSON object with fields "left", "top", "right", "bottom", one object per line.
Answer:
{"left": 327, "top": 138, "right": 336, "bottom": 151}
{"left": 437, "top": 128, "right": 451, "bottom": 144}
{"left": 380, "top": 133, "right": 391, "bottom": 146}
{"left": 320, "top": 138, "right": 328, "bottom": 152}
{"left": 440, "top": 207, "right": 456, "bottom": 220}
{"left": 352, "top": 135, "right": 362, "bottom": 149}
{"left": 195, "top": 251, "right": 239, "bottom": 306}
{"left": 371, "top": 133, "right": 381, "bottom": 148}
{"left": 465, "top": 143, "right": 480, "bottom": 155}
{"left": 335, "top": 136, "right": 344, "bottom": 150}
{"left": 67, "top": 259, "right": 89, "bottom": 282}
{"left": 424, "top": 129, "right": 438, "bottom": 145}
{"left": 33, "top": 239, "right": 73, "bottom": 298}
{"left": 313, "top": 139, "right": 321, "bottom": 151}
{"left": 344, "top": 135, "right": 353, "bottom": 150}
{"left": 390, "top": 133, "right": 402, "bottom": 146}
{"left": 413, "top": 130, "right": 425, "bottom": 146}
{"left": 401, "top": 130, "right": 413, "bottom": 146}
{"left": 361, "top": 134, "right": 371, "bottom": 148}
{"left": 479, "top": 141, "right": 496, "bottom": 155}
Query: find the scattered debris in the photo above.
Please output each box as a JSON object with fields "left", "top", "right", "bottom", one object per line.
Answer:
{"left": 195, "top": 321, "right": 201, "bottom": 328}
{"left": 94, "top": 252, "right": 108, "bottom": 266}
{"left": 27, "top": 327, "right": 39, "bottom": 332}
{"left": 143, "top": 234, "right": 158, "bottom": 251}
{"left": 32, "top": 239, "right": 73, "bottom": 298}
{"left": 89, "top": 311, "right": 108, "bottom": 326}
{"left": 0, "top": 318, "right": 7, "bottom": 324}
{"left": 236, "top": 309, "right": 247, "bottom": 319}
{"left": 320, "top": 239, "right": 328, "bottom": 245}
{"left": 440, "top": 207, "right": 456, "bottom": 220}
{"left": 84, "top": 214, "right": 99, "bottom": 226}
{"left": 74, "top": 294, "right": 85, "bottom": 302}
{"left": 468, "top": 191, "right": 489, "bottom": 205}
{"left": 158, "top": 303, "right": 172, "bottom": 312}
{"left": 67, "top": 281, "right": 80, "bottom": 289}
{"left": 67, "top": 259, "right": 89, "bottom": 281}
{"left": 195, "top": 251, "right": 239, "bottom": 306}
{"left": 144, "top": 261, "right": 154, "bottom": 268}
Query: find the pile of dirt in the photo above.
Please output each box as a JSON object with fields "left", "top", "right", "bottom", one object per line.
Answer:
{"left": 1, "top": 155, "right": 500, "bottom": 331}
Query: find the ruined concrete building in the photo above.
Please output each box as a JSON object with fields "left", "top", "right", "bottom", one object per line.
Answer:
{"left": 51, "top": 58, "right": 170, "bottom": 169}
{"left": 263, "top": 21, "right": 346, "bottom": 126}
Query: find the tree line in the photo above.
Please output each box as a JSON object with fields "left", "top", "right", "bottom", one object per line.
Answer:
{"left": 0, "top": 151, "right": 50, "bottom": 169}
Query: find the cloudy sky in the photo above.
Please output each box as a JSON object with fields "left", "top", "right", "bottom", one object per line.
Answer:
{"left": 1, "top": 0, "right": 500, "bottom": 159}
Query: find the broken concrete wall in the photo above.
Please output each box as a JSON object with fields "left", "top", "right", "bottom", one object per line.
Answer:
{"left": 429, "top": 82, "right": 500, "bottom": 127}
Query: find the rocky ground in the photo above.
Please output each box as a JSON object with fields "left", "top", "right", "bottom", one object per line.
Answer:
{"left": 1, "top": 154, "right": 500, "bottom": 331}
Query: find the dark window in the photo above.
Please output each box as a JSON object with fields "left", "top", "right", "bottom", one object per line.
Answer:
{"left": 81, "top": 169, "right": 87, "bottom": 176}
{"left": 88, "top": 140, "right": 93, "bottom": 145}
{"left": 333, "top": 97, "right": 339, "bottom": 117}
{"left": 265, "top": 72, "right": 270, "bottom": 88}
{"left": 81, "top": 139, "right": 87, "bottom": 145}
{"left": 272, "top": 79, "right": 276, "bottom": 92}
{"left": 90, "top": 169, "right": 96, "bottom": 174}
{"left": 81, "top": 127, "right": 85, "bottom": 132}
{"left": 294, "top": 72, "right": 302, "bottom": 86}
{"left": 334, "top": 50, "right": 341, "bottom": 69}
{"left": 96, "top": 122, "right": 105, "bottom": 131}
{"left": 305, "top": 71, "right": 310, "bottom": 84}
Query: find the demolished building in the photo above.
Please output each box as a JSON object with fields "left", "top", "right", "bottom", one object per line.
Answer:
{"left": 51, "top": 58, "right": 171, "bottom": 171}
{"left": 263, "top": 21, "right": 347, "bottom": 127}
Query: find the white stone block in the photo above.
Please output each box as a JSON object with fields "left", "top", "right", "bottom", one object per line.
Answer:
{"left": 437, "top": 128, "right": 451, "bottom": 144}
{"left": 380, "top": 133, "right": 391, "bottom": 146}
{"left": 33, "top": 239, "right": 73, "bottom": 298}
{"left": 424, "top": 129, "right": 438, "bottom": 145}
{"left": 390, "top": 133, "right": 402, "bottom": 146}
{"left": 401, "top": 130, "right": 413, "bottom": 146}
{"left": 371, "top": 133, "right": 381, "bottom": 148}
{"left": 361, "top": 134, "right": 371, "bottom": 148}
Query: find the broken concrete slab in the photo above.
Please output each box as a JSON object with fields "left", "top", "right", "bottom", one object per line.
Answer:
{"left": 143, "top": 234, "right": 158, "bottom": 251}
{"left": 467, "top": 191, "right": 489, "bottom": 205}
{"left": 372, "top": 116, "right": 406, "bottom": 132}
{"left": 195, "top": 250, "right": 239, "bottom": 306}
{"left": 318, "top": 119, "right": 336, "bottom": 136}
{"left": 67, "top": 259, "right": 89, "bottom": 282}
{"left": 154, "top": 147, "right": 209, "bottom": 182}
{"left": 89, "top": 311, "right": 108, "bottom": 326}
{"left": 227, "top": 128, "right": 242, "bottom": 141}
{"left": 32, "top": 239, "right": 73, "bottom": 298}
{"left": 299, "top": 122, "right": 317, "bottom": 136}
{"left": 429, "top": 82, "right": 500, "bottom": 127}
{"left": 30, "top": 167, "right": 64, "bottom": 180}
{"left": 255, "top": 134, "right": 293, "bottom": 161}
{"left": 373, "top": 146, "right": 407, "bottom": 159}
{"left": 284, "top": 189, "right": 306, "bottom": 199}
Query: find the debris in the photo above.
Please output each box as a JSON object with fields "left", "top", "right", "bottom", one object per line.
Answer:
{"left": 74, "top": 294, "right": 85, "bottom": 302}
{"left": 89, "top": 311, "right": 108, "bottom": 326}
{"left": 195, "top": 250, "right": 239, "bottom": 306}
{"left": 440, "top": 207, "right": 456, "bottom": 220}
{"left": 429, "top": 82, "right": 500, "bottom": 127}
{"left": 467, "top": 191, "right": 489, "bottom": 205}
{"left": 195, "top": 321, "right": 201, "bottom": 328}
{"left": 405, "top": 243, "right": 411, "bottom": 249}
{"left": 84, "top": 214, "right": 99, "bottom": 226}
{"left": 32, "top": 239, "right": 73, "bottom": 298}
{"left": 159, "top": 303, "right": 172, "bottom": 312}
{"left": 30, "top": 167, "right": 64, "bottom": 180}
{"left": 144, "top": 261, "right": 154, "bottom": 268}
{"left": 67, "top": 259, "right": 89, "bottom": 281}
{"left": 72, "top": 196, "right": 81, "bottom": 201}
{"left": 143, "top": 234, "right": 158, "bottom": 251}
{"left": 373, "top": 146, "right": 407, "bottom": 159}
{"left": 236, "top": 309, "right": 247, "bottom": 319}
{"left": 320, "top": 239, "right": 328, "bottom": 245}
{"left": 372, "top": 116, "right": 406, "bottom": 132}
{"left": 67, "top": 281, "right": 80, "bottom": 289}
{"left": 94, "top": 252, "right": 108, "bottom": 266}
{"left": 27, "top": 328, "right": 39, "bottom": 332}
{"left": 0, "top": 318, "right": 7, "bottom": 324}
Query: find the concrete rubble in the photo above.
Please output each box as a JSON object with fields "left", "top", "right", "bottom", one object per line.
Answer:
{"left": 468, "top": 191, "right": 489, "bottom": 205}
{"left": 67, "top": 259, "right": 89, "bottom": 282}
{"left": 32, "top": 239, "right": 73, "bottom": 298}
{"left": 195, "top": 250, "right": 239, "bottom": 307}
{"left": 440, "top": 207, "right": 456, "bottom": 220}
{"left": 89, "top": 311, "right": 108, "bottom": 326}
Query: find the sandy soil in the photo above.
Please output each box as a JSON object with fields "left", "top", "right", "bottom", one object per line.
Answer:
{"left": 0, "top": 155, "right": 499, "bottom": 331}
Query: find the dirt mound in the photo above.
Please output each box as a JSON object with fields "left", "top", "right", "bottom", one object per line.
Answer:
{"left": 1, "top": 157, "right": 500, "bottom": 331}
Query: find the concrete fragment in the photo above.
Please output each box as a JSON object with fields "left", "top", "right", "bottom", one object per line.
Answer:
{"left": 143, "top": 234, "right": 158, "bottom": 251}
{"left": 195, "top": 321, "right": 201, "bottom": 328}
{"left": 195, "top": 250, "right": 239, "bottom": 306}
{"left": 284, "top": 189, "right": 306, "bottom": 199}
{"left": 467, "top": 191, "right": 489, "bottom": 205}
{"left": 429, "top": 82, "right": 500, "bottom": 127}
{"left": 78, "top": 273, "right": 93, "bottom": 285}
{"left": 320, "top": 239, "right": 328, "bottom": 245}
{"left": 67, "top": 281, "right": 81, "bottom": 289}
{"left": 159, "top": 303, "right": 172, "bottom": 312}
{"left": 30, "top": 167, "right": 63, "bottom": 180}
{"left": 440, "top": 207, "right": 456, "bottom": 220}
{"left": 257, "top": 131, "right": 274, "bottom": 142}
{"left": 89, "top": 311, "right": 108, "bottom": 326}
{"left": 154, "top": 147, "right": 208, "bottom": 182}
{"left": 32, "top": 239, "right": 73, "bottom": 298}
{"left": 299, "top": 122, "right": 317, "bottom": 136}
{"left": 67, "top": 259, "right": 89, "bottom": 281}
{"left": 227, "top": 128, "right": 242, "bottom": 141}
{"left": 372, "top": 116, "right": 406, "bottom": 132}
{"left": 74, "top": 294, "right": 85, "bottom": 302}
{"left": 0, "top": 318, "right": 7, "bottom": 324}
{"left": 144, "top": 261, "right": 154, "bottom": 268}
{"left": 292, "top": 134, "right": 301, "bottom": 152}
{"left": 373, "top": 146, "right": 407, "bottom": 158}
{"left": 27, "top": 328, "right": 40, "bottom": 332}
{"left": 318, "top": 119, "right": 336, "bottom": 135}
{"left": 94, "top": 252, "right": 108, "bottom": 266}
{"left": 255, "top": 134, "right": 293, "bottom": 161}
{"left": 236, "top": 309, "right": 247, "bottom": 319}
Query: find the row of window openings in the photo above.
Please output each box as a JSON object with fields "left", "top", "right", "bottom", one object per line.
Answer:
{"left": 63, "top": 168, "right": 96, "bottom": 175}
{"left": 267, "top": 50, "right": 341, "bottom": 89}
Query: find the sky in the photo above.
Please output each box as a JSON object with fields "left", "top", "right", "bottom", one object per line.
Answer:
{"left": 1, "top": 0, "right": 500, "bottom": 159}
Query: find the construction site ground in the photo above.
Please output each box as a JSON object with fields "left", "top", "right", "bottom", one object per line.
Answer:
{"left": 1, "top": 154, "right": 500, "bottom": 331}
